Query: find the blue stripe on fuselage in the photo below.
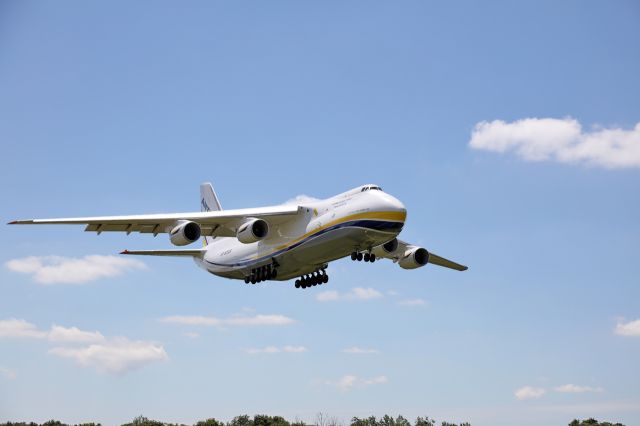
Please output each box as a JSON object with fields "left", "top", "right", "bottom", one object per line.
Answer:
{"left": 204, "top": 219, "right": 403, "bottom": 268}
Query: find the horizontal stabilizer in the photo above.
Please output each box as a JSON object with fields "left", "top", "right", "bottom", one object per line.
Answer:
{"left": 120, "top": 249, "right": 205, "bottom": 257}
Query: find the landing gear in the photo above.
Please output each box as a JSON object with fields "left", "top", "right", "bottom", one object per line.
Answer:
{"left": 294, "top": 268, "right": 328, "bottom": 289}
{"left": 245, "top": 261, "right": 279, "bottom": 284}
{"left": 351, "top": 251, "right": 376, "bottom": 263}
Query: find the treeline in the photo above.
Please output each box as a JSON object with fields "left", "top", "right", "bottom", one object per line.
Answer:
{"left": 0, "top": 414, "right": 626, "bottom": 426}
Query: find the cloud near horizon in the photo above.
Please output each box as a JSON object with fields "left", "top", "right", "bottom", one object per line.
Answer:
{"left": 614, "top": 319, "right": 640, "bottom": 336}
{"left": 49, "top": 337, "right": 168, "bottom": 374}
{"left": 515, "top": 386, "right": 546, "bottom": 400}
{"left": 0, "top": 319, "right": 104, "bottom": 342}
{"left": 555, "top": 384, "right": 603, "bottom": 393}
{"left": 325, "top": 375, "right": 388, "bottom": 391}
{"left": 342, "top": 346, "right": 379, "bottom": 354}
{"left": 245, "top": 345, "right": 307, "bottom": 354}
{"left": 159, "top": 314, "right": 295, "bottom": 327}
{"left": 316, "top": 287, "right": 383, "bottom": 302}
{"left": 1, "top": 318, "right": 166, "bottom": 374}
{"left": 5, "top": 255, "right": 146, "bottom": 284}
{"left": 469, "top": 118, "right": 640, "bottom": 169}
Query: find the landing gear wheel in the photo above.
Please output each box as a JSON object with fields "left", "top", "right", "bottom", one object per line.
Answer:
{"left": 244, "top": 276, "right": 250, "bottom": 284}
{"left": 351, "top": 252, "right": 357, "bottom": 261}
{"left": 250, "top": 275, "right": 257, "bottom": 284}
{"left": 370, "top": 253, "right": 376, "bottom": 263}
{"left": 295, "top": 280, "right": 300, "bottom": 288}
{"left": 364, "top": 253, "right": 370, "bottom": 262}
{"left": 323, "top": 274, "right": 329, "bottom": 284}
{"left": 357, "top": 252, "right": 363, "bottom": 261}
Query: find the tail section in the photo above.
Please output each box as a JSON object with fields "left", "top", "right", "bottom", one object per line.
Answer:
{"left": 200, "top": 182, "right": 222, "bottom": 246}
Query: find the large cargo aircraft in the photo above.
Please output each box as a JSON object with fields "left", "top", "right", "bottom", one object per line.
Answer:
{"left": 9, "top": 183, "right": 467, "bottom": 288}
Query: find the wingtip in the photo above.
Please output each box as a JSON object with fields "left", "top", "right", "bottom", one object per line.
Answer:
{"left": 7, "top": 220, "right": 18, "bottom": 225}
{"left": 120, "top": 250, "right": 130, "bottom": 255}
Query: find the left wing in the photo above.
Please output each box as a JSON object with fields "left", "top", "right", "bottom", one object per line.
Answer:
{"left": 120, "top": 249, "right": 205, "bottom": 257}
{"left": 9, "top": 205, "right": 302, "bottom": 237}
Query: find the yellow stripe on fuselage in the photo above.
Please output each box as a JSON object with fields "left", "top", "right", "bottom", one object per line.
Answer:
{"left": 270, "top": 209, "right": 406, "bottom": 254}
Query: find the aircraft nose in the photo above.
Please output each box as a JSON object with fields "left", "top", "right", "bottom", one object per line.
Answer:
{"left": 380, "top": 193, "right": 406, "bottom": 213}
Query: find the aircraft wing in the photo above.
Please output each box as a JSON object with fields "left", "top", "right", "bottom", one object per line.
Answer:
{"left": 382, "top": 239, "right": 468, "bottom": 271}
{"left": 9, "top": 205, "right": 302, "bottom": 237}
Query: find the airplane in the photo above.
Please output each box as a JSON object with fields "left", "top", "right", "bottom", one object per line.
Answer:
{"left": 9, "top": 183, "right": 467, "bottom": 288}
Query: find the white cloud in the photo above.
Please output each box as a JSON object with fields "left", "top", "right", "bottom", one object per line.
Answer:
{"left": 49, "top": 337, "right": 167, "bottom": 374}
{"left": 397, "top": 298, "right": 426, "bottom": 307}
{"left": 159, "top": 314, "right": 295, "bottom": 327}
{"left": 0, "top": 366, "right": 16, "bottom": 380}
{"left": 282, "top": 194, "right": 320, "bottom": 205}
{"left": 515, "top": 386, "right": 546, "bottom": 400}
{"left": 316, "top": 287, "right": 383, "bottom": 302}
{"left": 469, "top": 118, "right": 640, "bottom": 169}
{"left": 245, "top": 345, "right": 307, "bottom": 354}
{"left": 614, "top": 319, "right": 640, "bottom": 336}
{"left": 0, "top": 319, "right": 105, "bottom": 342}
{"left": 0, "top": 318, "right": 47, "bottom": 339}
{"left": 48, "top": 325, "right": 105, "bottom": 343}
{"left": 555, "top": 384, "right": 603, "bottom": 393}
{"left": 351, "top": 287, "right": 383, "bottom": 300}
{"left": 316, "top": 291, "right": 340, "bottom": 302}
{"left": 326, "top": 375, "right": 389, "bottom": 391}
{"left": 5, "top": 255, "right": 146, "bottom": 284}
{"left": 342, "top": 346, "right": 379, "bottom": 354}
{"left": 283, "top": 345, "right": 307, "bottom": 353}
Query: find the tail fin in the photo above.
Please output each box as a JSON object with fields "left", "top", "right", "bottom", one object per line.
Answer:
{"left": 200, "top": 182, "right": 222, "bottom": 246}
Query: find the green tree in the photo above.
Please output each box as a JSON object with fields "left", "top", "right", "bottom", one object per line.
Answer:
{"left": 194, "top": 419, "right": 224, "bottom": 426}
{"left": 121, "top": 415, "right": 165, "bottom": 426}
{"left": 414, "top": 417, "right": 436, "bottom": 426}
{"left": 228, "top": 416, "right": 253, "bottom": 426}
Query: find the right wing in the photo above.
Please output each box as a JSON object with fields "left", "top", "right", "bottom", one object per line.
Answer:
{"left": 9, "top": 205, "right": 302, "bottom": 237}
{"left": 379, "top": 239, "right": 468, "bottom": 271}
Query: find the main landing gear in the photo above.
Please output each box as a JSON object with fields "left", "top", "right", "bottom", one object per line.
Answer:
{"left": 244, "top": 263, "right": 278, "bottom": 284}
{"left": 294, "top": 268, "right": 328, "bottom": 289}
{"left": 351, "top": 251, "right": 376, "bottom": 263}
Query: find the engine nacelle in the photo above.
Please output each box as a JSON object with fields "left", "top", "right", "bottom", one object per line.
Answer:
{"left": 398, "top": 247, "right": 429, "bottom": 269}
{"left": 371, "top": 238, "right": 399, "bottom": 258}
{"left": 169, "top": 221, "right": 201, "bottom": 246}
{"left": 236, "top": 218, "right": 269, "bottom": 244}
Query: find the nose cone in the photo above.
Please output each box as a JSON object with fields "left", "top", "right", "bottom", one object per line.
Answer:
{"left": 376, "top": 192, "right": 405, "bottom": 212}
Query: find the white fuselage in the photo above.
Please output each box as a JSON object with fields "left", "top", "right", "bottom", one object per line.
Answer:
{"left": 195, "top": 186, "right": 407, "bottom": 281}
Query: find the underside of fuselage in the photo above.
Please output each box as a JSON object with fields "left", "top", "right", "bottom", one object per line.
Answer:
{"left": 197, "top": 225, "right": 400, "bottom": 282}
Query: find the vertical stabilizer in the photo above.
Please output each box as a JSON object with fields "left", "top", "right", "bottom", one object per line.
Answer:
{"left": 200, "top": 182, "right": 222, "bottom": 245}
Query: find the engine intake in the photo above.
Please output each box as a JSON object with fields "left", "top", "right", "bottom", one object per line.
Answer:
{"left": 237, "top": 218, "right": 269, "bottom": 244}
{"left": 398, "top": 247, "right": 429, "bottom": 269}
{"left": 371, "top": 238, "right": 399, "bottom": 258}
{"left": 169, "top": 221, "right": 201, "bottom": 246}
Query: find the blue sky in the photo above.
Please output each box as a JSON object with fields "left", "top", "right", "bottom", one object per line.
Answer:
{"left": 1, "top": 1, "right": 639, "bottom": 425}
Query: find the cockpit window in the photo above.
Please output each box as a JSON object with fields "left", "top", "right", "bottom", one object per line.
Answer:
{"left": 361, "top": 186, "right": 382, "bottom": 192}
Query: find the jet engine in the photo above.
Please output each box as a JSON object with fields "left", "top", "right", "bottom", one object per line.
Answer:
{"left": 371, "top": 238, "right": 399, "bottom": 257}
{"left": 236, "top": 218, "right": 269, "bottom": 244}
{"left": 169, "top": 221, "right": 201, "bottom": 246}
{"left": 398, "top": 247, "right": 429, "bottom": 269}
